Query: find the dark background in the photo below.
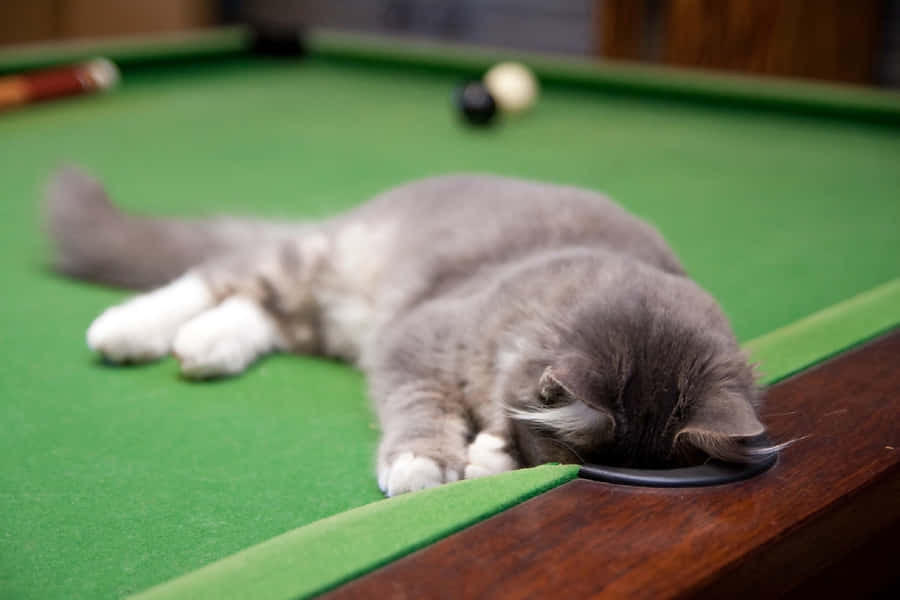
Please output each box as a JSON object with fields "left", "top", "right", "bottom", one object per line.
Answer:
{"left": 2, "top": 0, "right": 899, "bottom": 87}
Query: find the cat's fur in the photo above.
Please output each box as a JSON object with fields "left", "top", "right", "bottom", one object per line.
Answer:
{"left": 46, "top": 167, "right": 776, "bottom": 496}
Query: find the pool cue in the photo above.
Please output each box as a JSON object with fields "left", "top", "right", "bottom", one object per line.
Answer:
{"left": 0, "top": 58, "right": 120, "bottom": 112}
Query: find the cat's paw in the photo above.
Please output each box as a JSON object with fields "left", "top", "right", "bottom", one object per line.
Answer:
{"left": 378, "top": 452, "right": 458, "bottom": 497}
{"left": 87, "top": 274, "right": 213, "bottom": 363}
{"left": 464, "top": 433, "right": 516, "bottom": 479}
{"left": 87, "top": 304, "right": 173, "bottom": 362}
{"left": 173, "top": 297, "right": 284, "bottom": 379}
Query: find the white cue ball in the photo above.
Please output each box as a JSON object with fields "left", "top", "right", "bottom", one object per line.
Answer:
{"left": 483, "top": 62, "right": 539, "bottom": 114}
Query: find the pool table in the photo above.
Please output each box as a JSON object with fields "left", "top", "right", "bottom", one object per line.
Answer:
{"left": 1, "top": 27, "right": 898, "bottom": 600}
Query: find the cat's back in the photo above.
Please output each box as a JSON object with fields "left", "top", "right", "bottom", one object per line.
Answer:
{"left": 359, "top": 174, "right": 626, "bottom": 228}
{"left": 351, "top": 173, "right": 684, "bottom": 277}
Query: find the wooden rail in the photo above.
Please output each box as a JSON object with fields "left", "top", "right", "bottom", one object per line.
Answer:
{"left": 326, "top": 331, "right": 900, "bottom": 598}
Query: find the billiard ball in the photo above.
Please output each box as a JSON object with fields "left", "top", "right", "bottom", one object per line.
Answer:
{"left": 454, "top": 81, "right": 497, "bottom": 126}
{"left": 483, "top": 62, "right": 538, "bottom": 114}
{"left": 249, "top": 23, "right": 307, "bottom": 57}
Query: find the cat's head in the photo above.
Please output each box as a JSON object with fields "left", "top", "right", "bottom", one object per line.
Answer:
{"left": 505, "top": 274, "right": 773, "bottom": 469}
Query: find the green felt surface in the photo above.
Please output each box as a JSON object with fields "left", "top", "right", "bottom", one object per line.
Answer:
{"left": 745, "top": 278, "right": 900, "bottom": 383}
{"left": 1, "top": 31, "right": 899, "bottom": 600}
{"left": 132, "top": 464, "right": 580, "bottom": 600}
{"left": 129, "top": 279, "right": 899, "bottom": 600}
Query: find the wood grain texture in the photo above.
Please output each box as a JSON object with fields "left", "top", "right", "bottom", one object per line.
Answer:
{"left": 597, "top": 0, "right": 648, "bottom": 59}
{"left": 663, "top": 0, "right": 881, "bottom": 84}
{"left": 0, "top": 1, "right": 58, "bottom": 46}
{"left": 59, "top": 0, "right": 218, "bottom": 39}
{"left": 325, "top": 331, "right": 900, "bottom": 599}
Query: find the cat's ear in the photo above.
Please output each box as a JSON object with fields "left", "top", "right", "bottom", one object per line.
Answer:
{"left": 538, "top": 366, "right": 580, "bottom": 407}
{"left": 539, "top": 362, "right": 613, "bottom": 410}
{"left": 676, "top": 389, "right": 766, "bottom": 462}
{"left": 527, "top": 366, "right": 615, "bottom": 443}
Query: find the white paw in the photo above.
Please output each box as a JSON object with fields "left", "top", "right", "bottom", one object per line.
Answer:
{"left": 464, "top": 433, "right": 516, "bottom": 480}
{"left": 379, "top": 452, "right": 449, "bottom": 497}
{"left": 173, "top": 297, "right": 284, "bottom": 378}
{"left": 87, "top": 274, "right": 213, "bottom": 362}
{"left": 87, "top": 304, "right": 172, "bottom": 362}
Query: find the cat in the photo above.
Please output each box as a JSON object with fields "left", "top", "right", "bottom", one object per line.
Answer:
{"left": 46, "top": 167, "right": 777, "bottom": 496}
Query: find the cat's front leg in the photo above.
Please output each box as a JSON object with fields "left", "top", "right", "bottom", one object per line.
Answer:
{"left": 463, "top": 431, "right": 517, "bottom": 480}
{"left": 375, "top": 381, "right": 470, "bottom": 497}
{"left": 377, "top": 428, "right": 518, "bottom": 495}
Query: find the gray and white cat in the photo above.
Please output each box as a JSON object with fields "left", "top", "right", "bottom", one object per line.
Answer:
{"left": 46, "top": 168, "right": 776, "bottom": 496}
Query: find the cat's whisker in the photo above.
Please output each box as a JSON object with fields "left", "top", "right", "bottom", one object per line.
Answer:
{"left": 530, "top": 432, "right": 586, "bottom": 465}
{"left": 506, "top": 403, "right": 610, "bottom": 441}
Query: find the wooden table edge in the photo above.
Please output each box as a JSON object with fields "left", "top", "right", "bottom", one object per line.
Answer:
{"left": 323, "top": 330, "right": 900, "bottom": 599}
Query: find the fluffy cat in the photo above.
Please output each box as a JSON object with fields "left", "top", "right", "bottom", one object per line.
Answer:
{"left": 46, "top": 167, "right": 776, "bottom": 496}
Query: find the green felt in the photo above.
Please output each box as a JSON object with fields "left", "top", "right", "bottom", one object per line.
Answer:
{"left": 746, "top": 278, "right": 900, "bottom": 383}
{"left": 130, "top": 464, "right": 580, "bottom": 600}
{"left": 128, "top": 281, "right": 898, "bottom": 600}
{"left": 3, "top": 28, "right": 899, "bottom": 124}
{"left": 309, "top": 29, "right": 900, "bottom": 125}
{"left": 0, "top": 30, "right": 898, "bottom": 600}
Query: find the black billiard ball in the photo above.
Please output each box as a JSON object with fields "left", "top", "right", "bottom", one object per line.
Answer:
{"left": 249, "top": 23, "right": 307, "bottom": 57}
{"left": 454, "top": 81, "right": 497, "bottom": 126}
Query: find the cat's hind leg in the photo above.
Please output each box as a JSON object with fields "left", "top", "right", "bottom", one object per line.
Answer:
{"left": 172, "top": 297, "right": 286, "bottom": 378}
{"left": 88, "top": 237, "right": 325, "bottom": 377}
{"left": 87, "top": 273, "right": 214, "bottom": 362}
{"left": 170, "top": 240, "right": 325, "bottom": 378}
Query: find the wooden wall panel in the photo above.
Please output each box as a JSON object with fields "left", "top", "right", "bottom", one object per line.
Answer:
{"left": 663, "top": 0, "right": 881, "bottom": 84}
{"left": 597, "top": 0, "right": 648, "bottom": 59}
{"left": 0, "top": 1, "right": 60, "bottom": 46}
{"left": 0, "top": 0, "right": 218, "bottom": 46}
{"left": 59, "top": 0, "right": 217, "bottom": 39}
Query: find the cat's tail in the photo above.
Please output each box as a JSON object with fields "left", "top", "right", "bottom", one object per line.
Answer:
{"left": 45, "top": 166, "right": 295, "bottom": 289}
